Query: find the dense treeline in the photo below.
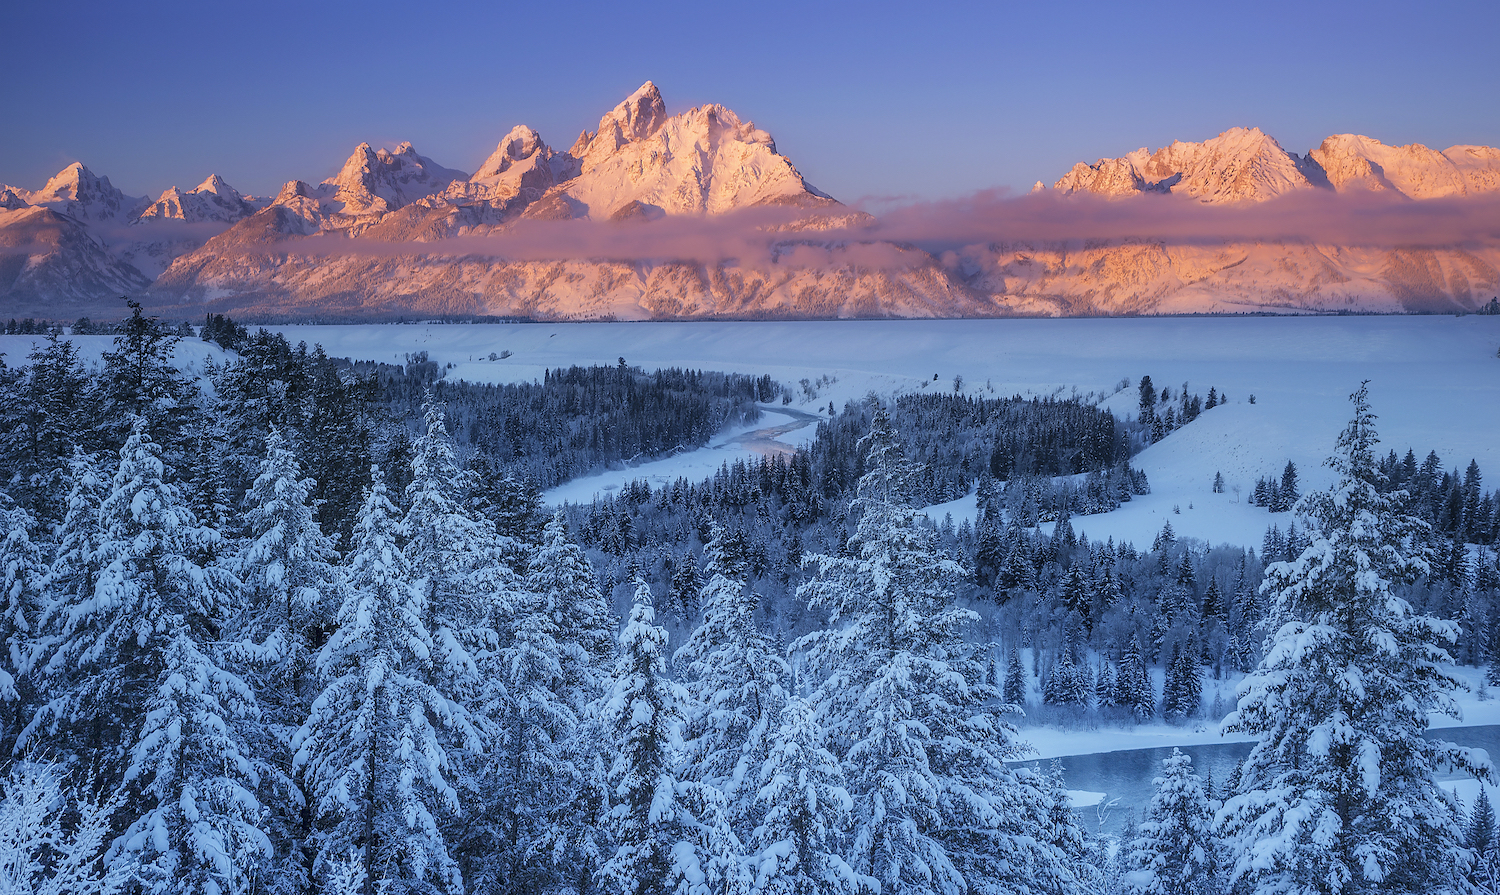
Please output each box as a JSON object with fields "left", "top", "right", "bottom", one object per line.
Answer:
{"left": 393, "top": 363, "right": 778, "bottom": 490}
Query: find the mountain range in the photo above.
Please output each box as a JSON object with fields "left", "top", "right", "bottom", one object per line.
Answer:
{"left": 2, "top": 82, "right": 1497, "bottom": 320}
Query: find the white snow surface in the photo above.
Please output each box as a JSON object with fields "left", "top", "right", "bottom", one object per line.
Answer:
{"left": 255, "top": 315, "right": 1500, "bottom": 552}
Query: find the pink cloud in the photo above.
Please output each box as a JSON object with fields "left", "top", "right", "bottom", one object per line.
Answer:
{"left": 863, "top": 187, "right": 1500, "bottom": 250}
{"left": 231, "top": 188, "right": 1500, "bottom": 272}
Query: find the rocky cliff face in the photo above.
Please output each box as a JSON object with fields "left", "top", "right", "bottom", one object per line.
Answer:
{"left": 2, "top": 91, "right": 1497, "bottom": 319}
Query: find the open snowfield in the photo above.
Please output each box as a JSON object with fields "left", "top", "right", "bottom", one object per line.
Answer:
{"left": 232, "top": 316, "right": 1500, "bottom": 550}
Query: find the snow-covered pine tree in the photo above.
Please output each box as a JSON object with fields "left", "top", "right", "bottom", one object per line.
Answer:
{"left": 597, "top": 579, "right": 743, "bottom": 895}
{"left": 1220, "top": 383, "right": 1489, "bottom": 895}
{"left": 294, "top": 467, "right": 477, "bottom": 895}
{"left": 795, "top": 408, "right": 1088, "bottom": 895}
{"left": 469, "top": 510, "right": 618, "bottom": 895}
{"left": 1003, "top": 647, "right": 1028, "bottom": 707}
{"left": 402, "top": 398, "right": 524, "bottom": 888}
{"left": 512, "top": 511, "right": 616, "bottom": 895}
{"left": 234, "top": 427, "right": 344, "bottom": 895}
{"left": 1470, "top": 788, "right": 1497, "bottom": 855}
{"left": 27, "top": 418, "right": 267, "bottom": 894}
{"left": 1044, "top": 645, "right": 1089, "bottom": 707}
{"left": 1162, "top": 644, "right": 1201, "bottom": 722}
{"left": 0, "top": 500, "right": 45, "bottom": 750}
{"left": 403, "top": 397, "right": 518, "bottom": 701}
{"left": 749, "top": 696, "right": 874, "bottom": 895}
{"left": 120, "top": 632, "right": 273, "bottom": 895}
{"left": 1096, "top": 661, "right": 1118, "bottom": 708}
{"left": 29, "top": 449, "right": 107, "bottom": 677}
{"left": 671, "top": 551, "right": 703, "bottom": 618}
{"left": 1035, "top": 760, "right": 1095, "bottom": 891}
{"left": 1114, "top": 638, "right": 1155, "bottom": 721}
{"left": 676, "top": 520, "right": 789, "bottom": 831}
{"left": 11, "top": 333, "right": 88, "bottom": 525}
{"left": 477, "top": 562, "right": 582, "bottom": 895}
{"left": 19, "top": 451, "right": 107, "bottom": 758}
{"left": 525, "top": 511, "right": 616, "bottom": 708}
{"left": 1124, "top": 748, "right": 1218, "bottom": 895}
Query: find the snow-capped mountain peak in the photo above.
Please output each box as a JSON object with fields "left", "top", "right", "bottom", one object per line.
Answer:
{"left": 192, "top": 173, "right": 236, "bottom": 198}
{"left": 23, "top": 162, "right": 148, "bottom": 222}
{"left": 134, "top": 173, "right": 257, "bottom": 224}
{"left": 571, "top": 81, "right": 669, "bottom": 172}
{"left": 1309, "top": 134, "right": 1479, "bottom": 198}
{"left": 467, "top": 125, "right": 578, "bottom": 204}
{"left": 532, "top": 84, "right": 832, "bottom": 220}
{"left": 1056, "top": 128, "right": 1500, "bottom": 204}
{"left": 319, "top": 141, "right": 469, "bottom": 216}
{"left": 475, "top": 126, "right": 546, "bottom": 177}
{"left": 1055, "top": 127, "right": 1318, "bottom": 204}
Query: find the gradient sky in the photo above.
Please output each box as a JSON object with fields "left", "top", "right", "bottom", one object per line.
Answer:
{"left": 3, "top": 0, "right": 1497, "bottom": 206}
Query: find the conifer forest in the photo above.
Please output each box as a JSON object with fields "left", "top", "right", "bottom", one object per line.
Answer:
{"left": 2, "top": 311, "right": 1500, "bottom": 895}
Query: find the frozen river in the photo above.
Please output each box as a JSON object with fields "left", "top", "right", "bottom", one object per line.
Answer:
{"left": 1030, "top": 724, "right": 1500, "bottom": 833}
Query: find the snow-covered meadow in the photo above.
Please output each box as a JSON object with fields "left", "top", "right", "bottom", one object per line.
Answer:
{"left": 236, "top": 316, "right": 1500, "bottom": 549}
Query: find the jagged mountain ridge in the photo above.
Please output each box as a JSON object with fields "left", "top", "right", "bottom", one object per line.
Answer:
{"left": 1, "top": 89, "right": 1497, "bottom": 319}
{"left": 1053, "top": 126, "right": 1500, "bottom": 203}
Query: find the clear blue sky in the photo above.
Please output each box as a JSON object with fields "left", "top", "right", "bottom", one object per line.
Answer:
{"left": 3, "top": 0, "right": 1497, "bottom": 204}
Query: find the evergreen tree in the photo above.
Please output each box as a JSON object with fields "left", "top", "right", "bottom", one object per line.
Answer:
{"left": 1114, "top": 638, "right": 1155, "bottom": 721}
{"left": 1164, "top": 646, "right": 1201, "bottom": 722}
{"left": 749, "top": 697, "right": 874, "bottom": 895}
{"left": 1125, "top": 749, "right": 1219, "bottom": 895}
{"left": 519, "top": 511, "right": 616, "bottom": 894}
{"left": 294, "top": 468, "right": 476, "bottom": 895}
{"left": 235, "top": 429, "right": 341, "bottom": 727}
{"left": 597, "top": 580, "right": 740, "bottom": 895}
{"left": 234, "top": 428, "right": 342, "bottom": 895}
{"left": 97, "top": 301, "right": 195, "bottom": 452}
{"left": 1220, "top": 384, "right": 1486, "bottom": 895}
{"left": 1045, "top": 645, "right": 1089, "bottom": 707}
{"left": 0, "top": 501, "right": 45, "bottom": 754}
{"left": 305, "top": 351, "right": 371, "bottom": 551}
{"left": 1279, "top": 461, "right": 1300, "bottom": 512}
{"left": 1003, "top": 648, "right": 1028, "bottom": 707}
{"left": 10, "top": 334, "right": 89, "bottom": 522}
{"left": 477, "top": 562, "right": 583, "bottom": 895}
{"left": 1469, "top": 788, "right": 1497, "bottom": 855}
{"left": 795, "top": 409, "right": 1086, "bottom": 895}
{"left": 120, "top": 633, "right": 272, "bottom": 895}
{"left": 1139, "top": 376, "right": 1157, "bottom": 424}
{"left": 525, "top": 511, "right": 616, "bottom": 704}
{"left": 403, "top": 397, "right": 517, "bottom": 698}
{"left": 27, "top": 419, "right": 265, "bottom": 892}
{"left": 677, "top": 521, "right": 790, "bottom": 830}
{"left": 670, "top": 550, "right": 703, "bottom": 618}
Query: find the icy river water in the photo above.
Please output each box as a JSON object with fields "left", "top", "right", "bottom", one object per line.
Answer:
{"left": 1025, "top": 724, "right": 1500, "bottom": 832}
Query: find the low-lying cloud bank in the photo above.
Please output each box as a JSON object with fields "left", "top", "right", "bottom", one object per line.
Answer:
{"left": 208, "top": 189, "right": 1500, "bottom": 273}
